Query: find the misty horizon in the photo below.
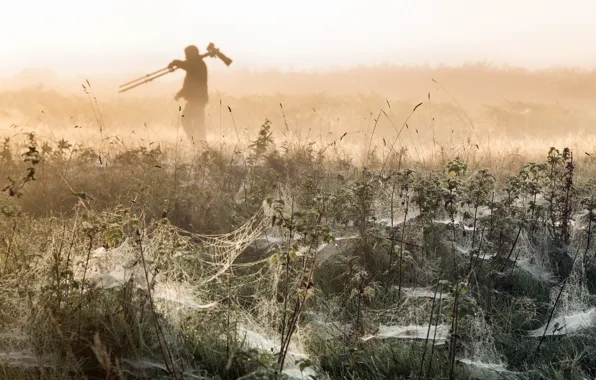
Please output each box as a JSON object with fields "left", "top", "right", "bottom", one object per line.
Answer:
{"left": 2, "top": 0, "right": 596, "bottom": 77}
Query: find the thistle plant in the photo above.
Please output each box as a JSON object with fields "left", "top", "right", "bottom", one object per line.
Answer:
{"left": 348, "top": 260, "right": 373, "bottom": 337}
{"left": 267, "top": 194, "right": 333, "bottom": 373}
{"left": 396, "top": 168, "right": 414, "bottom": 299}
{"left": 412, "top": 171, "right": 443, "bottom": 257}
{"left": 463, "top": 168, "right": 495, "bottom": 250}
{"left": 543, "top": 147, "right": 576, "bottom": 246}
{"left": 2, "top": 133, "right": 41, "bottom": 198}
{"left": 518, "top": 161, "right": 548, "bottom": 232}
{"left": 441, "top": 156, "right": 467, "bottom": 380}
{"left": 350, "top": 168, "right": 377, "bottom": 239}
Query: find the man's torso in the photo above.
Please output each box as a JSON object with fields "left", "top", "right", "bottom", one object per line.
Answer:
{"left": 181, "top": 56, "right": 208, "bottom": 103}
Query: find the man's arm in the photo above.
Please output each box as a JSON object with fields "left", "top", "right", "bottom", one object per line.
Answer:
{"left": 168, "top": 59, "right": 188, "bottom": 70}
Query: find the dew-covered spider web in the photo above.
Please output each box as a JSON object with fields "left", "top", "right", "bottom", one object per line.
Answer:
{"left": 1, "top": 176, "right": 594, "bottom": 379}
{"left": 63, "top": 199, "right": 315, "bottom": 378}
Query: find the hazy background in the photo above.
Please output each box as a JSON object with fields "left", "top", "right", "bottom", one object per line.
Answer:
{"left": 2, "top": 0, "right": 596, "bottom": 76}
{"left": 1, "top": 0, "right": 595, "bottom": 161}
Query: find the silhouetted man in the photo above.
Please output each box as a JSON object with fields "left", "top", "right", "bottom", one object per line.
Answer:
{"left": 168, "top": 45, "right": 209, "bottom": 144}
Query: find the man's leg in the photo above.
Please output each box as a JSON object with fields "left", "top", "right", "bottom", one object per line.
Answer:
{"left": 194, "top": 104, "right": 206, "bottom": 142}
{"left": 182, "top": 101, "right": 206, "bottom": 144}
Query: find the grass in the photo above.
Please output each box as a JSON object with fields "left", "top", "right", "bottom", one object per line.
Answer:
{"left": 0, "top": 77, "right": 596, "bottom": 379}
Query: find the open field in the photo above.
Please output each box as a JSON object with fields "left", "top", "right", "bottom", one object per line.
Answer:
{"left": 0, "top": 65, "right": 596, "bottom": 379}
{"left": 2, "top": 64, "right": 596, "bottom": 163}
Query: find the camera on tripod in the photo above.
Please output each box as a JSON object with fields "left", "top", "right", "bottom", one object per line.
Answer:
{"left": 206, "top": 43, "right": 233, "bottom": 66}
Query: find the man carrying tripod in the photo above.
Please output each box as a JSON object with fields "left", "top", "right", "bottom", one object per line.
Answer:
{"left": 118, "top": 43, "right": 232, "bottom": 145}
{"left": 168, "top": 45, "right": 210, "bottom": 144}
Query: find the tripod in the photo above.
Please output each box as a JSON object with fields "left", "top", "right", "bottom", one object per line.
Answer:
{"left": 118, "top": 43, "right": 232, "bottom": 93}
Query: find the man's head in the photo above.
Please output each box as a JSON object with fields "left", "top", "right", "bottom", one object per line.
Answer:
{"left": 184, "top": 45, "right": 200, "bottom": 59}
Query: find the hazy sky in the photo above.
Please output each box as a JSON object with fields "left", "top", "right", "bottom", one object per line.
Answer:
{"left": 1, "top": 0, "right": 595, "bottom": 76}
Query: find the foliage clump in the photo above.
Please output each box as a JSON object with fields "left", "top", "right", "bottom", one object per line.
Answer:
{"left": 1, "top": 129, "right": 596, "bottom": 380}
